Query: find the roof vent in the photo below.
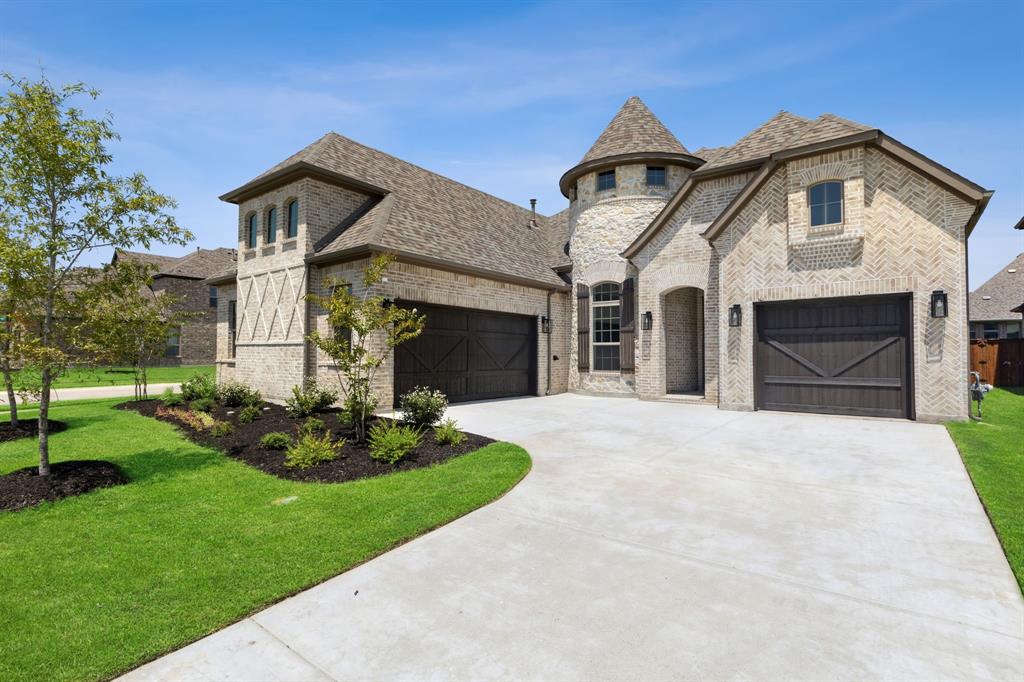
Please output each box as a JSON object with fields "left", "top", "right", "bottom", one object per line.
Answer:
{"left": 982, "top": 295, "right": 992, "bottom": 300}
{"left": 1008, "top": 268, "right": 1018, "bottom": 273}
{"left": 529, "top": 199, "right": 537, "bottom": 229}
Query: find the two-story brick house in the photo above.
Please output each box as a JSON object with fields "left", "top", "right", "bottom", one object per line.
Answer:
{"left": 208, "top": 97, "right": 990, "bottom": 421}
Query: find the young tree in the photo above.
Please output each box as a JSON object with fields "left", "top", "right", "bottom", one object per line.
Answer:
{"left": 0, "top": 215, "right": 45, "bottom": 426}
{"left": 74, "top": 260, "right": 192, "bottom": 401}
{"left": 0, "top": 73, "right": 191, "bottom": 474}
{"left": 306, "top": 254, "right": 424, "bottom": 443}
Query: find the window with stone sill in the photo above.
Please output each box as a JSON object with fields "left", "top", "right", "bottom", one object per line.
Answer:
{"left": 592, "top": 282, "right": 620, "bottom": 371}
{"left": 808, "top": 180, "right": 843, "bottom": 227}
{"left": 596, "top": 170, "right": 616, "bottom": 192}
{"left": 266, "top": 207, "right": 277, "bottom": 244}
{"left": 286, "top": 199, "right": 299, "bottom": 239}
{"left": 246, "top": 213, "right": 258, "bottom": 249}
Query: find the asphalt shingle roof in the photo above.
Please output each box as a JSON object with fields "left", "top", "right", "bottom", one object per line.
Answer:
{"left": 580, "top": 96, "right": 688, "bottom": 163}
{"left": 115, "top": 248, "right": 237, "bottom": 280}
{"left": 970, "top": 252, "right": 1024, "bottom": 322}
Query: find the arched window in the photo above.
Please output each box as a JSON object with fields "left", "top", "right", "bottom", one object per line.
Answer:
{"left": 287, "top": 199, "right": 299, "bottom": 239}
{"left": 592, "top": 282, "right": 621, "bottom": 371}
{"left": 246, "top": 213, "right": 257, "bottom": 248}
{"left": 266, "top": 207, "right": 277, "bottom": 244}
{"left": 808, "top": 181, "right": 843, "bottom": 227}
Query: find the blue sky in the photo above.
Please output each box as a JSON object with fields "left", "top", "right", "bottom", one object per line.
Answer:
{"left": 2, "top": 0, "right": 1021, "bottom": 287}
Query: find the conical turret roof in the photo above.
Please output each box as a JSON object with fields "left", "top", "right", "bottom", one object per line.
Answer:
{"left": 580, "top": 96, "right": 688, "bottom": 162}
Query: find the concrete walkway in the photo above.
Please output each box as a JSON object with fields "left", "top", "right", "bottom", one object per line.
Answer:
{"left": 124, "top": 395, "right": 1023, "bottom": 681}
{"left": 0, "top": 383, "right": 180, "bottom": 405}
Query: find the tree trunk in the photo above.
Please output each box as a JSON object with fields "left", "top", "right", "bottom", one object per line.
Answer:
{"left": 38, "top": 251, "right": 57, "bottom": 477}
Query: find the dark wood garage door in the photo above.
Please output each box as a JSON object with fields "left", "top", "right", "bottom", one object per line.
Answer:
{"left": 394, "top": 303, "right": 536, "bottom": 405}
{"left": 755, "top": 295, "right": 913, "bottom": 419}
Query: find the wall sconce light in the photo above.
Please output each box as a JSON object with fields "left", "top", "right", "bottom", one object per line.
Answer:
{"left": 930, "top": 290, "right": 948, "bottom": 318}
{"left": 641, "top": 311, "right": 652, "bottom": 331}
{"left": 729, "top": 304, "right": 742, "bottom": 327}
{"left": 541, "top": 315, "right": 551, "bottom": 334}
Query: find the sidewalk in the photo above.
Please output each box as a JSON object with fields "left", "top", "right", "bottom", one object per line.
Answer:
{"left": 0, "top": 383, "right": 181, "bottom": 406}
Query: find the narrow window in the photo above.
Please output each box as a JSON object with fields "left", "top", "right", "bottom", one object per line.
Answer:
{"left": 596, "top": 170, "right": 616, "bottom": 192}
{"left": 266, "top": 207, "right": 277, "bottom": 244}
{"left": 227, "top": 300, "right": 237, "bottom": 358}
{"left": 209, "top": 286, "right": 218, "bottom": 308}
{"left": 287, "top": 199, "right": 299, "bottom": 239}
{"left": 591, "top": 282, "right": 620, "bottom": 371}
{"left": 646, "top": 166, "right": 666, "bottom": 187}
{"left": 247, "top": 214, "right": 257, "bottom": 248}
{"left": 808, "top": 181, "right": 843, "bottom": 226}
{"left": 165, "top": 326, "right": 181, "bottom": 358}
{"left": 983, "top": 322, "right": 999, "bottom": 340}
{"left": 330, "top": 284, "right": 353, "bottom": 347}
{"left": 1005, "top": 322, "right": 1021, "bottom": 340}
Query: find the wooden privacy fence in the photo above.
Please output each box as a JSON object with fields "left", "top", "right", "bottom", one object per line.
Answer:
{"left": 970, "top": 339, "right": 1024, "bottom": 387}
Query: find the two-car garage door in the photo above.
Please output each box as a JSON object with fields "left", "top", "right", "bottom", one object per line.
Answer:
{"left": 394, "top": 303, "right": 536, "bottom": 405}
{"left": 755, "top": 295, "right": 913, "bottom": 419}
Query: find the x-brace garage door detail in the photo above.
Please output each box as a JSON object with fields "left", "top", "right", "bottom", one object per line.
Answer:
{"left": 755, "top": 295, "right": 913, "bottom": 419}
{"left": 394, "top": 303, "right": 536, "bottom": 405}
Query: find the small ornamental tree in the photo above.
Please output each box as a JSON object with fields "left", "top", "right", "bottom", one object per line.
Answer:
{"left": 74, "top": 260, "right": 193, "bottom": 401}
{"left": 306, "top": 254, "right": 425, "bottom": 443}
{"left": 0, "top": 73, "right": 191, "bottom": 474}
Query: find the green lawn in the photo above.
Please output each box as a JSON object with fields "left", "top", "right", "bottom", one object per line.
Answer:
{"left": 947, "top": 388, "right": 1024, "bottom": 592}
{"left": 11, "top": 364, "right": 214, "bottom": 389}
{"left": 0, "top": 399, "right": 530, "bottom": 682}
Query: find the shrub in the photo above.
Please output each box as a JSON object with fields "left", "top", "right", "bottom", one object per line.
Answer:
{"left": 160, "top": 387, "right": 183, "bottom": 407}
{"left": 299, "top": 417, "right": 326, "bottom": 436}
{"left": 238, "top": 404, "right": 261, "bottom": 423}
{"left": 181, "top": 372, "right": 217, "bottom": 402}
{"left": 434, "top": 418, "right": 466, "bottom": 447}
{"left": 368, "top": 420, "right": 422, "bottom": 464}
{"left": 189, "top": 397, "right": 215, "bottom": 413}
{"left": 209, "top": 420, "right": 234, "bottom": 438}
{"left": 341, "top": 391, "right": 378, "bottom": 430}
{"left": 399, "top": 387, "right": 447, "bottom": 427}
{"left": 285, "top": 381, "right": 339, "bottom": 418}
{"left": 217, "top": 380, "right": 262, "bottom": 408}
{"left": 260, "top": 432, "right": 291, "bottom": 450}
{"left": 285, "top": 432, "right": 345, "bottom": 469}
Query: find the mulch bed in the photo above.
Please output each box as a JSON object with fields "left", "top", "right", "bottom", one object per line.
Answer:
{"left": 0, "top": 460, "right": 129, "bottom": 512}
{"left": 0, "top": 419, "right": 68, "bottom": 444}
{"left": 120, "top": 400, "right": 494, "bottom": 484}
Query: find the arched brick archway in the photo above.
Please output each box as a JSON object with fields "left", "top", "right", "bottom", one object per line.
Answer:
{"left": 661, "top": 286, "right": 705, "bottom": 394}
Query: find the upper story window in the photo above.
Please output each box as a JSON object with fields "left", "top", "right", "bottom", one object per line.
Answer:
{"left": 247, "top": 213, "right": 257, "bottom": 249}
{"left": 596, "top": 170, "right": 616, "bottom": 192}
{"left": 266, "top": 207, "right": 277, "bottom": 244}
{"left": 208, "top": 287, "right": 218, "bottom": 308}
{"left": 808, "top": 181, "right": 843, "bottom": 227}
{"left": 982, "top": 323, "right": 999, "bottom": 340}
{"left": 287, "top": 200, "right": 299, "bottom": 239}
{"left": 646, "top": 166, "right": 666, "bottom": 187}
{"left": 227, "top": 300, "right": 237, "bottom": 359}
{"left": 592, "top": 282, "right": 621, "bottom": 371}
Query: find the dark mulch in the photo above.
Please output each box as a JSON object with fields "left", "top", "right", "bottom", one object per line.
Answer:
{"left": 0, "top": 419, "right": 68, "bottom": 443}
{"left": 0, "top": 460, "right": 130, "bottom": 512}
{"left": 119, "top": 400, "right": 495, "bottom": 484}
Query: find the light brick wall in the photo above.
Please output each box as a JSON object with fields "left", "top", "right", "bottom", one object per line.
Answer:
{"left": 663, "top": 287, "right": 702, "bottom": 393}
{"left": 150, "top": 275, "right": 218, "bottom": 366}
{"left": 713, "top": 147, "right": 974, "bottom": 421}
{"left": 213, "top": 282, "right": 238, "bottom": 383}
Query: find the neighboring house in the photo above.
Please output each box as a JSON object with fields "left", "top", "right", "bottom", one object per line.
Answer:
{"left": 114, "top": 248, "right": 237, "bottom": 365}
{"left": 208, "top": 97, "right": 991, "bottom": 422}
{"left": 969, "top": 252, "right": 1024, "bottom": 341}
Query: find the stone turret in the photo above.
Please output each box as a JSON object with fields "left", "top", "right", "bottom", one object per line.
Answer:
{"left": 563, "top": 96, "right": 702, "bottom": 394}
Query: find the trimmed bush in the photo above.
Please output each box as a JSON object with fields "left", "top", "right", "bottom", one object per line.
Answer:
{"left": 209, "top": 421, "right": 233, "bottom": 438}
{"left": 368, "top": 420, "right": 422, "bottom": 464}
{"left": 238, "top": 404, "right": 261, "bottom": 423}
{"left": 299, "top": 417, "right": 326, "bottom": 436}
{"left": 285, "top": 381, "right": 339, "bottom": 419}
{"left": 399, "top": 387, "right": 447, "bottom": 427}
{"left": 285, "top": 432, "right": 345, "bottom": 469}
{"left": 217, "top": 381, "right": 262, "bottom": 408}
{"left": 434, "top": 418, "right": 466, "bottom": 447}
{"left": 160, "top": 387, "right": 183, "bottom": 407}
{"left": 260, "top": 432, "right": 291, "bottom": 450}
{"left": 181, "top": 372, "right": 217, "bottom": 402}
{"left": 189, "top": 397, "right": 214, "bottom": 413}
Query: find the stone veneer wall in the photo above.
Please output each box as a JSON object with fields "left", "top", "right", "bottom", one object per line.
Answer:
{"left": 569, "top": 163, "right": 689, "bottom": 394}
{"left": 632, "top": 172, "right": 754, "bottom": 400}
{"left": 713, "top": 147, "right": 974, "bottom": 422}
{"left": 312, "top": 258, "right": 571, "bottom": 409}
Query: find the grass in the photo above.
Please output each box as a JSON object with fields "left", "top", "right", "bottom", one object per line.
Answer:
{"left": 10, "top": 364, "right": 214, "bottom": 389}
{"left": 947, "top": 388, "right": 1024, "bottom": 592}
{"left": 0, "top": 399, "right": 530, "bottom": 682}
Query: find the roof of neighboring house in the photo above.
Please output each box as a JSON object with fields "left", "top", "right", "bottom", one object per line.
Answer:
{"left": 224, "top": 132, "right": 570, "bottom": 289}
{"left": 114, "top": 248, "right": 237, "bottom": 281}
{"left": 970, "top": 252, "right": 1024, "bottom": 322}
{"left": 580, "top": 96, "right": 689, "bottom": 163}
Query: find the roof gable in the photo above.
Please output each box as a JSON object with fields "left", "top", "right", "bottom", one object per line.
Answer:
{"left": 581, "top": 96, "right": 688, "bottom": 163}
{"left": 970, "top": 252, "right": 1024, "bottom": 322}
{"left": 699, "top": 111, "right": 810, "bottom": 170}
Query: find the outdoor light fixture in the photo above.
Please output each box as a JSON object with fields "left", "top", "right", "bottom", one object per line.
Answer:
{"left": 641, "top": 311, "right": 652, "bottom": 331}
{"left": 541, "top": 315, "right": 551, "bottom": 334}
{"left": 930, "top": 290, "right": 948, "bottom": 318}
{"left": 729, "top": 304, "right": 742, "bottom": 327}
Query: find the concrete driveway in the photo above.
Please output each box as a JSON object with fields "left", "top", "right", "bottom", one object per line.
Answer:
{"left": 124, "top": 395, "right": 1023, "bottom": 681}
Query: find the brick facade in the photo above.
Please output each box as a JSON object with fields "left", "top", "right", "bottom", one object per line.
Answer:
{"left": 150, "top": 275, "right": 218, "bottom": 366}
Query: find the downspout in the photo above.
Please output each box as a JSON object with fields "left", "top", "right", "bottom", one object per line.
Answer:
{"left": 546, "top": 289, "right": 553, "bottom": 395}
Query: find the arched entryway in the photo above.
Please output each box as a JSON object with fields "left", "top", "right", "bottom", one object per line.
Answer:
{"left": 662, "top": 287, "right": 705, "bottom": 395}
